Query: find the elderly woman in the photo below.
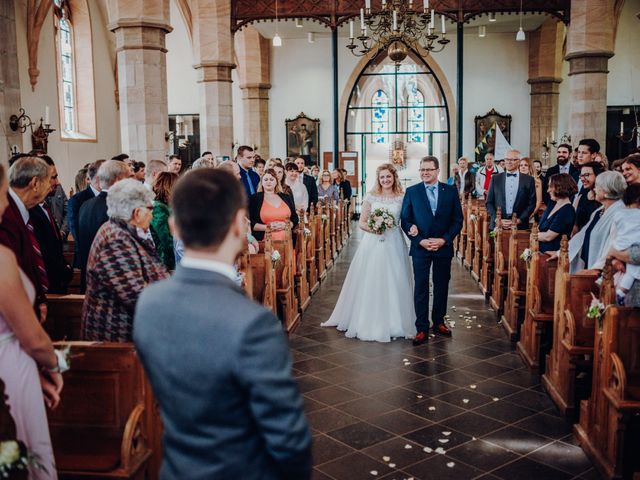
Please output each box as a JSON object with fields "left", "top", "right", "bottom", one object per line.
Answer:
{"left": 567, "top": 171, "right": 627, "bottom": 273}
{"left": 151, "top": 172, "right": 179, "bottom": 270}
{"left": 82, "top": 179, "right": 169, "bottom": 342}
{"left": 191, "top": 157, "right": 217, "bottom": 170}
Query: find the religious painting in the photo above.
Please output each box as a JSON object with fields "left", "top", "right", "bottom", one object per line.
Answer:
{"left": 390, "top": 140, "right": 406, "bottom": 169}
{"left": 474, "top": 108, "right": 512, "bottom": 163}
{"left": 286, "top": 112, "right": 320, "bottom": 166}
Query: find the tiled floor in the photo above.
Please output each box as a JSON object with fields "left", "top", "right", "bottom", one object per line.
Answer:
{"left": 291, "top": 230, "right": 600, "bottom": 480}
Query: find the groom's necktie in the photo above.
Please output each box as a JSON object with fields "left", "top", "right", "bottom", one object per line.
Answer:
{"left": 426, "top": 185, "right": 437, "bottom": 215}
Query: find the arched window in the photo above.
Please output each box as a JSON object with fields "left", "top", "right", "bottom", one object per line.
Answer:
{"left": 54, "top": 0, "right": 96, "bottom": 140}
{"left": 371, "top": 89, "right": 389, "bottom": 144}
{"left": 407, "top": 88, "right": 425, "bottom": 143}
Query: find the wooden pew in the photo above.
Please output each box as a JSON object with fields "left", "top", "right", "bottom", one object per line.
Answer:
{"left": 270, "top": 228, "right": 300, "bottom": 333}
{"left": 542, "top": 237, "right": 600, "bottom": 416}
{"left": 315, "top": 205, "right": 327, "bottom": 281}
{"left": 334, "top": 201, "right": 343, "bottom": 253}
{"left": 463, "top": 198, "right": 478, "bottom": 270}
{"left": 45, "top": 294, "right": 85, "bottom": 341}
{"left": 574, "top": 276, "right": 640, "bottom": 479}
{"left": 456, "top": 194, "right": 468, "bottom": 260}
{"left": 471, "top": 206, "right": 486, "bottom": 282}
{"left": 478, "top": 208, "right": 495, "bottom": 296}
{"left": 305, "top": 208, "right": 320, "bottom": 294}
{"left": 249, "top": 236, "right": 277, "bottom": 316}
{"left": 322, "top": 205, "right": 333, "bottom": 271}
{"left": 294, "top": 212, "right": 311, "bottom": 312}
{"left": 516, "top": 223, "right": 558, "bottom": 371}
{"left": 489, "top": 213, "right": 513, "bottom": 315}
{"left": 48, "top": 342, "right": 153, "bottom": 480}
{"left": 501, "top": 225, "right": 531, "bottom": 341}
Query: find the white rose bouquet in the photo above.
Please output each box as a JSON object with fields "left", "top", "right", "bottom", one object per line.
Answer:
{"left": 368, "top": 208, "right": 396, "bottom": 241}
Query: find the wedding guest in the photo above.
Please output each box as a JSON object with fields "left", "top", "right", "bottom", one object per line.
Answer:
{"left": 310, "top": 164, "right": 320, "bottom": 183}
{"left": 132, "top": 161, "right": 146, "bottom": 182}
{"left": 0, "top": 156, "right": 53, "bottom": 315}
{"left": 151, "top": 172, "right": 179, "bottom": 270}
{"left": 0, "top": 163, "right": 63, "bottom": 480}
{"left": 217, "top": 160, "right": 241, "bottom": 180}
{"left": 497, "top": 159, "right": 506, "bottom": 170}
{"left": 594, "top": 152, "right": 609, "bottom": 170}
{"left": 611, "top": 158, "right": 625, "bottom": 173}
{"left": 519, "top": 157, "right": 544, "bottom": 219}
{"left": 273, "top": 163, "right": 292, "bottom": 197}
{"left": 566, "top": 171, "right": 627, "bottom": 272}
{"left": 622, "top": 153, "right": 640, "bottom": 185}
{"left": 486, "top": 150, "right": 537, "bottom": 230}
{"left": 134, "top": 168, "right": 311, "bottom": 479}
{"left": 82, "top": 179, "right": 169, "bottom": 342}
{"left": 332, "top": 169, "right": 352, "bottom": 201}
{"left": 285, "top": 162, "right": 309, "bottom": 212}
{"left": 537, "top": 174, "right": 577, "bottom": 253}
{"left": 74, "top": 165, "right": 89, "bottom": 193}
{"left": 573, "top": 161, "right": 604, "bottom": 233}
{"left": 250, "top": 168, "right": 298, "bottom": 242}
{"left": 77, "top": 160, "right": 130, "bottom": 291}
{"left": 168, "top": 155, "right": 182, "bottom": 175}
{"left": 317, "top": 170, "right": 339, "bottom": 204}
{"left": 191, "top": 157, "right": 217, "bottom": 170}
{"left": 544, "top": 144, "right": 578, "bottom": 204}
{"left": 294, "top": 157, "right": 318, "bottom": 209}
{"left": 254, "top": 157, "right": 266, "bottom": 177}
{"left": 475, "top": 153, "right": 503, "bottom": 199}
{"left": 609, "top": 243, "right": 640, "bottom": 307}
{"left": 534, "top": 159, "right": 544, "bottom": 180}
{"left": 144, "top": 159, "right": 167, "bottom": 191}
{"left": 611, "top": 184, "right": 640, "bottom": 304}
{"left": 454, "top": 156, "right": 476, "bottom": 199}
{"left": 447, "top": 164, "right": 459, "bottom": 186}
{"left": 236, "top": 146, "right": 260, "bottom": 198}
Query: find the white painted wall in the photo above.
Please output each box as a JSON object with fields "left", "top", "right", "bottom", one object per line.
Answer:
{"left": 13, "top": 0, "right": 120, "bottom": 191}
{"left": 608, "top": 0, "right": 640, "bottom": 106}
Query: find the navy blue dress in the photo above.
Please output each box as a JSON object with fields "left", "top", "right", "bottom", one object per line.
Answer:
{"left": 538, "top": 202, "right": 576, "bottom": 253}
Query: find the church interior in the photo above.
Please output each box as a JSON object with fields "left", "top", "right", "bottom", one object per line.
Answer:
{"left": 1, "top": 0, "right": 640, "bottom": 479}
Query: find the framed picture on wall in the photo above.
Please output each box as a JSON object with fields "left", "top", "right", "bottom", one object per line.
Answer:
{"left": 285, "top": 112, "right": 320, "bottom": 166}
{"left": 474, "top": 108, "right": 512, "bottom": 163}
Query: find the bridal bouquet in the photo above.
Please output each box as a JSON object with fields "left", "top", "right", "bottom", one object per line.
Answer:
{"left": 368, "top": 208, "right": 396, "bottom": 241}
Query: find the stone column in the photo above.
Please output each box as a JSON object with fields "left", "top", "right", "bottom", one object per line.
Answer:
{"left": 107, "top": 0, "right": 172, "bottom": 162}
{"left": 0, "top": 1, "right": 23, "bottom": 165}
{"left": 527, "top": 19, "right": 563, "bottom": 164}
{"left": 236, "top": 27, "right": 271, "bottom": 157}
{"left": 191, "top": 0, "right": 234, "bottom": 158}
{"left": 565, "top": 0, "right": 615, "bottom": 147}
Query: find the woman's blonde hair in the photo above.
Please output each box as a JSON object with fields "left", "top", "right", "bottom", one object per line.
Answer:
{"left": 371, "top": 163, "right": 403, "bottom": 195}
{"left": 320, "top": 170, "right": 332, "bottom": 184}
{"left": 257, "top": 168, "right": 283, "bottom": 193}
{"left": 519, "top": 157, "right": 534, "bottom": 175}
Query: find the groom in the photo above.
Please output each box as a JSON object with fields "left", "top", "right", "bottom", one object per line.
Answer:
{"left": 401, "top": 156, "right": 463, "bottom": 345}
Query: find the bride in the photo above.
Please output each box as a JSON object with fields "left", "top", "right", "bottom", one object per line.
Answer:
{"left": 321, "top": 163, "right": 416, "bottom": 342}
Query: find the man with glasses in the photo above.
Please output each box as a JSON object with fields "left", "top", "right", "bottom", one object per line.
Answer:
{"left": 401, "top": 156, "right": 463, "bottom": 345}
{"left": 573, "top": 161, "right": 604, "bottom": 233}
{"left": 486, "top": 149, "right": 536, "bottom": 230}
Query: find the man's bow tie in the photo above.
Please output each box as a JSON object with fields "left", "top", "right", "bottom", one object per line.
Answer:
{"left": 506, "top": 173, "right": 517, "bottom": 178}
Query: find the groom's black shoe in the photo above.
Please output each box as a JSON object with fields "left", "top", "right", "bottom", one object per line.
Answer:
{"left": 413, "top": 331, "right": 429, "bottom": 346}
{"left": 433, "top": 324, "right": 452, "bottom": 337}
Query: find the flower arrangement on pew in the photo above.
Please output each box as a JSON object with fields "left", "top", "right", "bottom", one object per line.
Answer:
{"left": 519, "top": 248, "right": 533, "bottom": 263}
{"left": 271, "top": 250, "right": 281, "bottom": 267}
{"left": 0, "top": 440, "right": 45, "bottom": 479}
{"left": 489, "top": 228, "right": 499, "bottom": 238}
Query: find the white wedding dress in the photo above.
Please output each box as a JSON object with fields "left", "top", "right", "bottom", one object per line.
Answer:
{"left": 321, "top": 194, "right": 417, "bottom": 342}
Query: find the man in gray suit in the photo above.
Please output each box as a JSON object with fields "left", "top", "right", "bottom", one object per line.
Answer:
{"left": 486, "top": 149, "right": 536, "bottom": 230}
{"left": 133, "top": 169, "right": 311, "bottom": 480}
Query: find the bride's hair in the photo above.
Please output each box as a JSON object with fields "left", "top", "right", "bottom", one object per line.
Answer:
{"left": 371, "top": 163, "right": 403, "bottom": 195}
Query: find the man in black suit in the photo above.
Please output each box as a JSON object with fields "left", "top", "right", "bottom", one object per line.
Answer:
{"left": 77, "top": 160, "right": 130, "bottom": 291}
{"left": 294, "top": 156, "right": 318, "bottom": 209}
{"left": 236, "top": 146, "right": 260, "bottom": 199}
{"left": 543, "top": 143, "right": 578, "bottom": 204}
{"left": 401, "top": 156, "right": 463, "bottom": 345}
{"left": 573, "top": 161, "right": 604, "bottom": 233}
{"left": 486, "top": 149, "right": 537, "bottom": 230}
{"left": 29, "top": 156, "right": 73, "bottom": 293}
{"left": 67, "top": 159, "right": 104, "bottom": 266}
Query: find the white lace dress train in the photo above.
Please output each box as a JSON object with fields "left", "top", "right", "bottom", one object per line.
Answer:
{"left": 321, "top": 194, "right": 416, "bottom": 342}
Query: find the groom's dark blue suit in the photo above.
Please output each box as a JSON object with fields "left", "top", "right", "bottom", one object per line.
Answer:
{"left": 401, "top": 182, "right": 463, "bottom": 333}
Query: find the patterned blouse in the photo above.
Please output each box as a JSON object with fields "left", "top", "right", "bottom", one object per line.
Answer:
{"left": 82, "top": 219, "right": 169, "bottom": 342}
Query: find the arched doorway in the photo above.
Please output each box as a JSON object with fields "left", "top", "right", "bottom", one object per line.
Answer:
{"left": 344, "top": 47, "right": 451, "bottom": 198}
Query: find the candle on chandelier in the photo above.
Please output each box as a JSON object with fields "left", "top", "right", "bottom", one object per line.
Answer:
{"left": 393, "top": 9, "right": 398, "bottom": 31}
{"left": 551, "top": 130, "right": 555, "bottom": 141}
{"left": 620, "top": 121, "right": 624, "bottom": 135}
{"left": 360, "top": 8, "right": 365, "bottom": 27}
{"left": 424, "top": 0, "right": 429, "bottom": 11}
{"left": 365, "top": 0, "right": 371, "bottom": 10}
{"left": 382, "top": 0, "right": 386, "bottom": 6}
{"left": 430, "top": 9, "right": 435, "bottom": 29}
{"left": 45, "top": 105, "right": 50, "bottom": 125}
{"left": 441, "top": 14, "right": 446, "bottom": 34}
{"left": 349, "top": 19, "right": 354, "bottom": 39}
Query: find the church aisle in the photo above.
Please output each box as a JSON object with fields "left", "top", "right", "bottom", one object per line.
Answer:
{"left": 291, "top": 231, "right": 599, "bottom": 480}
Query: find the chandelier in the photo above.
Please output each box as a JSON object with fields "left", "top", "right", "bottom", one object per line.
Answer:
{"left": 346, "top": 0, "right": 450, "bottom": 67}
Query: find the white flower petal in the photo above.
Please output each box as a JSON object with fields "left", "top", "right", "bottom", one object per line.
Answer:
{"left": 462, "top": 398, "right": 470, "bottom": 404}
{"left": 447, "top": 462, "right": 455, "bottom": 468}
{"left": 435, "top": 447, "right": 446, "bottom": 454}
{"left": 469, "top": 385, "right": 477, "bottom": 389}
{"left": 493, "top": 397, "right": 499, "bottom": 401}
{"left": 438, "top": 439, "right": 450, "bottom": 443}
{"left": 423, "top": 447, "right": 433, "bottom": 453}
{"left": 428, "top": 406, "right": 436, "bottom": 411}
{"left": 370, "top": 470, "right": 378, "bottom": 476}
{"left": 388, "top": 463, "right": 396, "bottom": 468}
{"left": 442, "top": 431, "right": 452, "bottom": 436}
{"left": 404, "top": 444, "right": 413, "bottom": 449}
{"left": 382, "top": 456, "right": 391, "bottom": 462}
{"left": 416, "top": 395, "right": 423, "bottom": 399}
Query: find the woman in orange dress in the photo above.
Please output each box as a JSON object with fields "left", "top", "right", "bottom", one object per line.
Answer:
{"left": 249, "top": 168, "right": 299, "bottom": 242}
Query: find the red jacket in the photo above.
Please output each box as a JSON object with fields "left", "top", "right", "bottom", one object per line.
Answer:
{"left": 0, "top": 194, "right": 46, "bottom": 305}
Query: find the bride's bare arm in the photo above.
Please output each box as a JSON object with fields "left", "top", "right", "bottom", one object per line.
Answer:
{"left": 359, "top": 199, "right": 373, "bottom": 233}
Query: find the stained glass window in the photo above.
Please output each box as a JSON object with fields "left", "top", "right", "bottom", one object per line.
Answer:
{"left": 371, "top": 89, "right": 389, "bottom": 144}
{"left": 407, "top": 88, "right": 425, "bottom": 143}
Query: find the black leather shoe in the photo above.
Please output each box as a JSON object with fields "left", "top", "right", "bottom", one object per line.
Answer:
{"left": 433, "top": 324, "right": 452, "bottom": 337}
{"left": 413, "top": 331, "right": 429, "bottom": 346}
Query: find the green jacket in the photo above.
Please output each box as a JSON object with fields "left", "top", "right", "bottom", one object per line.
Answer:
{"left": 150, "top": 200, "right": 176, "bottom": 270}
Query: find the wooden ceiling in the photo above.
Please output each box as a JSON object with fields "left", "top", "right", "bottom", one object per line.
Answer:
{"left": 232, "top": 0, "right": 570, "bottom": 32}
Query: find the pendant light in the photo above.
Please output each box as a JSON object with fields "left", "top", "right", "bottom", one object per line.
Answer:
{"left": 515, "top": 0, "right": 525, "bottom": 41}
{"left": 273, "top": 0, "right": 282, "bottom": 46}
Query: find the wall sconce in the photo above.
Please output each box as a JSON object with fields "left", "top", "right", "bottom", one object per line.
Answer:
{"left": 550, "top": 132, "right": 571, "bottom": 148}
{"left": 9, "top": 107, "right": 56, "bottom": 153}
{"left": 617, "top": 118, "right": 639, "bottom": 144}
